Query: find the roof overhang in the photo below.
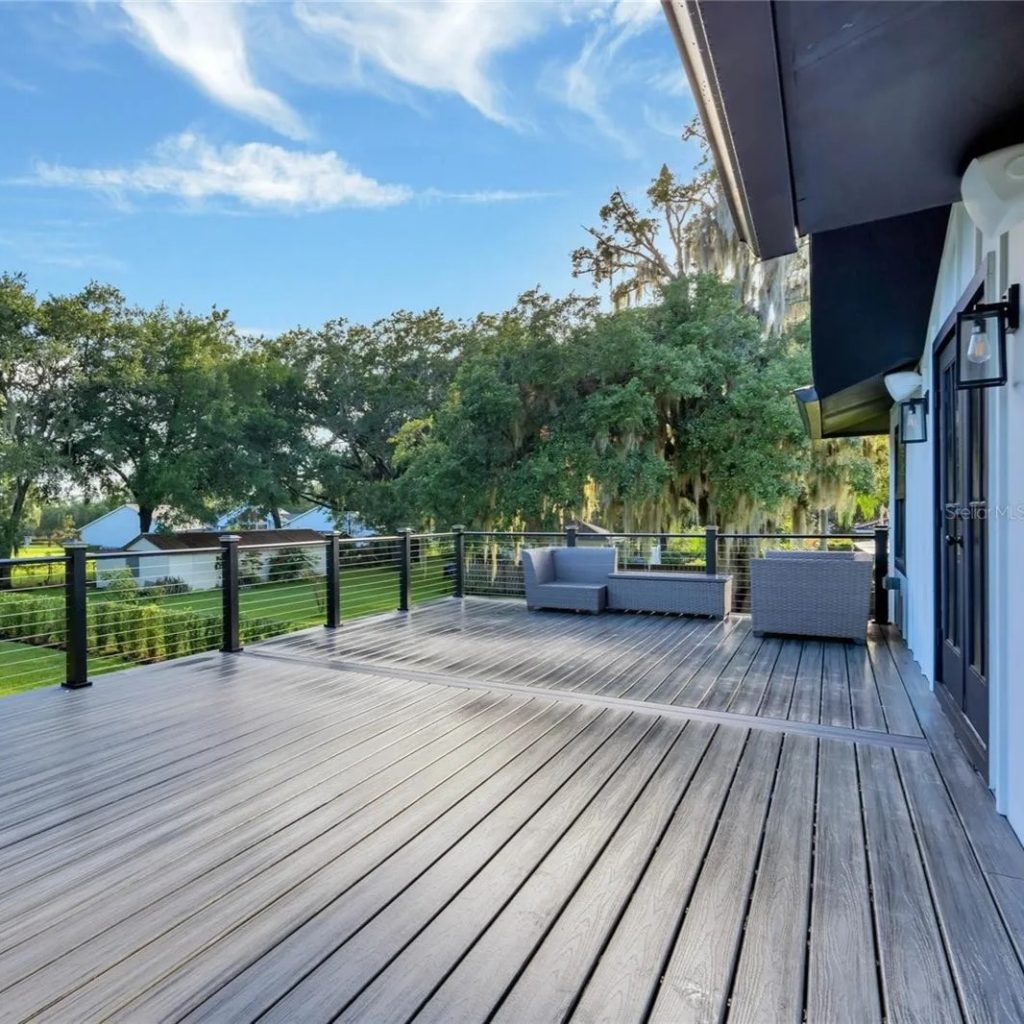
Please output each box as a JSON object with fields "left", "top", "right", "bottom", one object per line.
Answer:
{"left": 662, "top": 0, "right": 1024, "bottom": 436}
{"left": 663, "top": 0, "right": 1024, "bottom": 257}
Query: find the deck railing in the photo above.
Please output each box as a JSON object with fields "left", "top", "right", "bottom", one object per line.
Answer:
{"left": 0, "top": 525, "right": 886, "bottom": 694}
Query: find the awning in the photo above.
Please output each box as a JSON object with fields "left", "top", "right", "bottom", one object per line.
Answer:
{"left": 804, "top": 205, "right": 951, "bottom": 437}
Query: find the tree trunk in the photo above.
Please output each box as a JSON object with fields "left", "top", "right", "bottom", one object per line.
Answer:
{"left": 139, "top": 506, "right": 154, "bottom": 533}
{"left": 271, "top": 508, "right": 283, "bottom": 529}
{"left": 0, "top": 479, "right": 32, "bottom": 591}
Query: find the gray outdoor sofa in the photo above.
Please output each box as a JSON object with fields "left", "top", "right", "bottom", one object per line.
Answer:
{"left": 750, "top": 549, "right": 872, "bottom": 642}
{"left": 522, "top": 546, "right": 732, "bottom": 618}
{"left": 523, "top": 546, "right": 617, "bottom": 613}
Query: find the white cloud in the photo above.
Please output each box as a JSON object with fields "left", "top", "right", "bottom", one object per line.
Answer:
{"left": 27, "top": 133, "right": 556, "bottom": 212}
{"left": 293, "top": 0, "right": 556, "bottom": 128}
{"left": 554, "top": 0, "right": 664, "bottom": 155}
{"left": 422, "top": 188, "right": 563, "bottom": 204}
{"left": 34, "top": 133, "right": 411, "bottom": 210}
{"left": 562, "top": 26, "right": 640, "bottom": 157}
{"left": 120, "top": 1, "right": 307, "bottom": 140}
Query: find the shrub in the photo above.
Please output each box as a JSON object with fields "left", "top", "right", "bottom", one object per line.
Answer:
{"left": 267, "top": 546, "right": 316, "bottom": 582}
{"left": 239, "top": 552, "right": 264, "bottom": 587}
{"left": 142, "top": 576, "right": 190, "bottom": 597}
{"left": 98, "top": 567, "right": 139, "bottom": 599}
{"left": 0, "top": 593, "right": 63, "bottom": 645}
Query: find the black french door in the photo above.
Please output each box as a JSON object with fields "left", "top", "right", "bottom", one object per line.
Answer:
{"left": 936, "top": 336, "right": 989, "bottom": 767}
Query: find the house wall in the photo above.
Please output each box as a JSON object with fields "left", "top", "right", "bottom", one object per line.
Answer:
{"left": 896, "top": 202, "right": 1024, "bottom": 835}
{"left": 98, "top": 542, "right": 326, "bottom": 592}
{"left": 80, "top": 506, "right": 155, "bottom": 550}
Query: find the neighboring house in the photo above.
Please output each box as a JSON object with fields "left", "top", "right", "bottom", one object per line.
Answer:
{"left": 98, "top": 529, "right": 327, "bottom": 591}
{"left": 80, "top": 504, "right": 164, "bottom": 551}
{"left": 213, "top": 506, "right": 292, "bottom": 531}
{"left": 288, "top": 506, "right": 377, "bottom": 538}
{"left": 667, "top": 4, "right": 1024, "bottom": 834}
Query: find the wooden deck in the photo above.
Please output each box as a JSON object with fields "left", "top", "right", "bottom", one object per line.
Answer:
{"left": 2, "top": 598, "right": 1024, "bottom": 1023}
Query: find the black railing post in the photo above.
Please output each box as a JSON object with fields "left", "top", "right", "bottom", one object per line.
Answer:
{"left": 220, "top": 534, "right": 242, "bottom": 653}
{"left": 565, "top": 524, "right": 578, "bottom": 548}
{"left": 63, "top": 542, "right": 91, "bottom": 689}
{"left": 399, "top": 528, "right": 412, "bottom": 612}
{"left": 704, "top": 525, "right": 718, "bottom": 575}
{"left": 325, "top": 531, "right": 341, "bottom": 628}
{"left": 873, "top": 526, "right": 890, "bottom": 625}
{"left": 452, "top": 525, "right": 466, "bottom": 598}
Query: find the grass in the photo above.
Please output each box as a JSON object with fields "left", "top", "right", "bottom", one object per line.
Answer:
{"left": 0, "top": 559, "right": 453, "bottom": 698}
{"left": 0, "top": 640, "right": 131, "bottom": 699}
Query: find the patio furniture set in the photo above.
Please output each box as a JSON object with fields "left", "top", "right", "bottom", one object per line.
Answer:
{"left": 523, "top": 545, "right": 872, "bottom": 642}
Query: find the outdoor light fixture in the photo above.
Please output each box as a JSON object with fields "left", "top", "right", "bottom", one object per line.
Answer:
{"left": 956, "top": 284, "right": 1019, "bottom": 389}
{"left": 962, "top": 144, "right": 1024, "bottom": 237}
{"left": 884, "top": 370, "right": 924, "bottom": 402}
{"left": 899, "top": 395, "right": 928, "bottom": 443}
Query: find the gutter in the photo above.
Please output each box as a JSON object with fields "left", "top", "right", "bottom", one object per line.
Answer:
{"left": 661, "top": 0, "right": 758, "bottom": 252}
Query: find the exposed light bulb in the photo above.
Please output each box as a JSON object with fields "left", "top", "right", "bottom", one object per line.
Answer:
{"left": 966, "top": 319, "right": 991, "bottom": 364}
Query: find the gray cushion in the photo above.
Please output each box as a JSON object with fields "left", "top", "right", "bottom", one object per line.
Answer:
{"left": 765, "top": 549, "right": 857, "bottom": 560}
{"left": 552, "top": 547, "right": 617, "bottom": 584}
{"left": 533, "top": 581, "right": 607, "bottom": 612}
{"left": 522, "top": 547, "right": 555, "bottom": 587}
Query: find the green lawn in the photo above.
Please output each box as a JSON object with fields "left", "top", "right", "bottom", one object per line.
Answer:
{"left": 92, "top": 562, "right": 451, "bottom": 621}
{"left": 0, "top": 640, "right": 131, "bottom": 699}
{"left": 0, "top": 559, "right": 453, "bottom": 699}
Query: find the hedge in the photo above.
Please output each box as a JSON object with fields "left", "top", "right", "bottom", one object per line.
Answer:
{"left": 0, "top": 590, "right": 297, "bottom": 668}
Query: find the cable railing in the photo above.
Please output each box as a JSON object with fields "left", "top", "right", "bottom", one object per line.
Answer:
{"left": 0, "top": 531, "right": 459, "bottom": 696}
{"left": 0, "top": 524, "right": 886, "bottom": 696}
{"left": 0, "top": 554, "right": 69, "bottom": 698}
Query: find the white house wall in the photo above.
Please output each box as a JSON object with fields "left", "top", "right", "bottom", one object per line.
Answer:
{"left": 80, "top": 506, "right": 154, "bottom": 550}
{"left": 896, "top": 202, "right": 1024, "bottom": 835}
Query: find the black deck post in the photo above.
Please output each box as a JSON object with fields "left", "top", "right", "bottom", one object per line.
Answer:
{"left": 325, "top": 531, "right": 341, "bottom": 628}
{"left": 399, "top": 528, "right": 412, "bottom": 612}
{"left": 873, "top": 526, "right": 890, "bottom": 625}
{"left": 220, "top": 534, "right": 242, "bottom": 653}
{"left": 63, "top": 542, "right": 91, "bottom": 689}
{"left": 452, "top": 525, "right": 465, "bottom": 598}
{"left": 565, "top": 524, "right": 577, "bottom": 548}
{"left": 704, "top": 525, "right": 718, "bottom": 575}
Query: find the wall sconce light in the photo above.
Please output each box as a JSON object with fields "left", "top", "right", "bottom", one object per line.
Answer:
{"left": 899, "top": 395, "right": 928, "bottom": 443}
{"left": 956, "top": 284, "right": 1018, "bottom": 390}
{"left": 962, "top": 144, "right": 1024, "bottom": 237}
{"left": 884, "top": 370, "right": 924, "bottom": 402}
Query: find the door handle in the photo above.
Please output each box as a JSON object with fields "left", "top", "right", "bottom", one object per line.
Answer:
{"left": 945, "top": 534, "right": 963, "bottom": 547}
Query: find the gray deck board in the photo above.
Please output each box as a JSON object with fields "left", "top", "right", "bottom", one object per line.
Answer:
{"left": 896, "top": 746, "right": 1024, "bottom": 1022}
{"left": 570, "top": 726, "right": 748, "bottom": 1024}
{"left": 727, "top": 734, "right": 816, "bottom": 1024}
{"left": 806, "top": 739, "right": 881, "bottom": 1024}
{"left": 2, "top": 599, "right": 1023, "bottom": 1022}
{"left": 489, "top": 723, "right": 717, "bottom": 1024}
{"left": 648, "top": 729, "right": 782, "bottom": 1024}
{"left": 857, "top": 743, "right": 962, "bottom": 1023}
{"left": 787, "top": 639, "right": 823, "bottom": 724}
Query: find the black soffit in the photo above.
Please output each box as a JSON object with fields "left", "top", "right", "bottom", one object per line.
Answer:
{"left": 682, "top": 0, "right": 1024, "bottom": 258}
{"left": 806, "top": 205, "right": 950, "bottom": 438}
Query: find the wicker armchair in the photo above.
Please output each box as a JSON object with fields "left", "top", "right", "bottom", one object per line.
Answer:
{"left": 750, "top": 550, "right": 871, "bottom": 642}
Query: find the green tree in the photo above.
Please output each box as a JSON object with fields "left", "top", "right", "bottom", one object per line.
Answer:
{"left": 572, "top": 117, "right": 807, "bottom": 334}
{"left": 0, "top": 274, "right": 120, "bottom": 579}
{"left": 222, "top": 341, "right": 315, "bottom": 527}
{"left": 73, "top": 304, "right": 238, "bottom": 532}
{"left": 280, "top": 309, "right": 461, "bottom": 530}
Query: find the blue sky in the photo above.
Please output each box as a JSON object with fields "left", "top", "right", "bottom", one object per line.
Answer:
{"left": 0, "top": 1, "right": 698, "bottom": 332}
